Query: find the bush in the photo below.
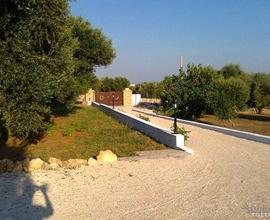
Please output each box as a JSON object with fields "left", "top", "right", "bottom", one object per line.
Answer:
{"left": 160, "top": 64, "right": 218, "bottom": 119}
{"left": 170, "top": 124, "right": 190, "bottom": 141}
{"left": 249, "top": 73, "right": 270, "bottom": 113}
{"left": 138, "top": 114, "right": 150, "bottom": 121}
{"left": 208, "top": 78, "right": 249, "bottom": 120}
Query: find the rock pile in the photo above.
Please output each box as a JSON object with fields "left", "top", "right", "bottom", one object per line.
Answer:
{"left": 0, "top": 149, "right": 118, "bottom": 174}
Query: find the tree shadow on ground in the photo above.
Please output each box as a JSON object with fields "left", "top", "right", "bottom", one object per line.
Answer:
{"left": 0, "top": 138, "right": 29, "bottom": 161}
{"left": 0, "top": 105, "right": 83, "bottom": 160}
{"left": 0, "top": 172, "right": 54, "bottom": 220}
{"left": 51, "top": 104, "right": 82, "bottom": 117}
{"left": 238, "top": 113, "right": 270, "bottom": 121}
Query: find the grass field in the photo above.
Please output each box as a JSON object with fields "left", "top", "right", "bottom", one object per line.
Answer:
{"left": 198, "top": 114, "right": 270, "bottom": 136}
{"left": 0, "top": 106, "right": 165, "bottom": 161}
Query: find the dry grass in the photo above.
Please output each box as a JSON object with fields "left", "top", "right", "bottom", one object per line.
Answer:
{"left": 198, "top": 114, "right": 270, "bottom": 136}
{"left": 0, "top": 106, "right": 165, "bottom": 161}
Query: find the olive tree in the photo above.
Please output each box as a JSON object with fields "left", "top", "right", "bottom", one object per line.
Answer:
{"left": 71, "top": 17, "right": 116, "bottom": 93}
{"left": 160, "top": 64, "right": 218, "bottom": 119}
{"left": 251, "top": 73, "right": 270, "bottom": 113}
{"left": 0, "top": 1, "right": 115, "bottom": 139}
{"left": 208, "top": 78, "right": 249, "bottom": 120}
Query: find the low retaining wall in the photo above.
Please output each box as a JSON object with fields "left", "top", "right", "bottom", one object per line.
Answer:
{"left": 133, "top": 108, "right": 270, "bottom": 145}
{"left": 92, "top": 102, "right": 193, "bottom": 154}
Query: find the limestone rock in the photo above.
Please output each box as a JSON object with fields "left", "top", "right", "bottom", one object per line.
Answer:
{"left": 49, "top": 162, "right": 60, "bottom": 170}
{"left": 87, "top": 157, "right": 98, "bottom": 166}
{"left": 68, "top": 159, "right": 87, "bottom": 165}
{"left": 13, "top": 161, "right": 23, "bottom": 172}
{"left": 48, "top": 157, "right": 63, "bottom": 167}
{"left": 97, "top": 150, "right": 117, "bottom": 164}
{"left": 62, "top": 160, "right": 71, "bottom": 169}
{"left": 25, "top": 158, "right": 45, "bottom": 171}
{"left": 42, "top": 162, "right": 51, "bottom": 170}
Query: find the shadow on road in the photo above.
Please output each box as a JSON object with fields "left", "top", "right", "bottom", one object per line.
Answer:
{"left": 0, "top": 172, "right": 53, "bottom": 220}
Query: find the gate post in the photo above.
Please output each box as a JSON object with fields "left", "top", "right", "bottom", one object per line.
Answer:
{"left": 86, "top": 89, "right": 95, "bottom": 105}
{"left": 123, "top": 88, "right": 132, "bottom": 107}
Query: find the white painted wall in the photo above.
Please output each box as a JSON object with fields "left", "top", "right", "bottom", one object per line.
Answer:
{"left": 132, "top": 94, "right": 141, "bottom": 106}
{"left": 133, "top": 108, "right": 270, "bottom": 145}
{"left": 92, "top": 102, "right": 193, "bottom": 154}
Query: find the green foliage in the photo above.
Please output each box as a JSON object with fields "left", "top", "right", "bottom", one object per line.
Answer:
{"left": 138, "top": 114, "right": 150, "bottom": 121}
{"left": 154, "top": 105, "right": 174, "bottom": 117}
{"left": 71, "top": 17, "right": 116, "bottom": 72}
{"left": 0, "top": 1, "right": 115, "bottom": 139}
{"left": 133, "top": 82, "right": 163, "bottom": 98}
{"left": 251, "top": 73, "right": 270, "bottom": 113}
{"left": 160, "top": 64, "right": 253, "bottom": 120}
{"left": 217, "top": 66, "right": 270, "bottom": 116}
{"left": 219, "top": 64, "right": 244, "bottom": 78}
{"left": 70, "top": 16, "right": 115, "bottom": 93}
{"left": 61, "top": 121, "right": 88, "bottom": 137}
{"left": 62, "top": 127, "right": 75, "bottom": 136}
{"left": 45, "top": 123, "right": 57, "bottom": 136}
{"left": 0, "top": 0, "right": 74, "bottom": 138}
{"left": 247, "top": 82, "right": 257, "bottom": 108}
{"left": 170, "top": 125, "right": 190, "bottom": 141}
{"left": 99, "top": 76, "right": 130, "bottom": 91}
{"left": 160, "top": 64, "right": 218, "bottom": 119}
{"left": 17, "top": 107, "right": 165, "bottom": 161}
{"left": 208, "top": 78, "right": 249, "bottom": 119}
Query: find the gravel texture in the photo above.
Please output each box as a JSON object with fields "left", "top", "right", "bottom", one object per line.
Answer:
{"left": 0, "top": 108, "right": 269, "bottom": 220}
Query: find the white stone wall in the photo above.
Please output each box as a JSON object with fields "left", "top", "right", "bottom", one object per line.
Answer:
{"left": 92, "top": 102, "right": 193, "bottom": 154}
{"left": 132, "top": 94, "right": 141, "bottom": 106}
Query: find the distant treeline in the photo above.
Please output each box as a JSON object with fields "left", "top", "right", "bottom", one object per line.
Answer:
{"left": 90, "top": 76, "right": 130, "bottom": 92}
{"left": 132, "top": 82, "right": 163, "bottom": 99}
{"left": 117, "top": 64, "right": 270, "bottom": 120}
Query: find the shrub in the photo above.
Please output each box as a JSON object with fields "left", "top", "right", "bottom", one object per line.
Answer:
{"left": 170, "top": 124, "right": 190, "bottom": 141}
{"left": 250, "top": 73, "right": 270, "bottom": 113}
{"left": 138, "top": 114, "right": 150, "bottom": 121}
{"left": 160, "top": 64, "right": 218, "bottom": 119}
{"left": 208, "top": 78, "right": 249, "bottom": 120}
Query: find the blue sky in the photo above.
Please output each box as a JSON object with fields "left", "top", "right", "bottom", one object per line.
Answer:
{"left": 71, "top": 0, "right": 270, "bottom": 83}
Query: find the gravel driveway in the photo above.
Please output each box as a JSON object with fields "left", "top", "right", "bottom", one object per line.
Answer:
{"left": 0, "top": 108, "right": 269, "bottom": 219}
